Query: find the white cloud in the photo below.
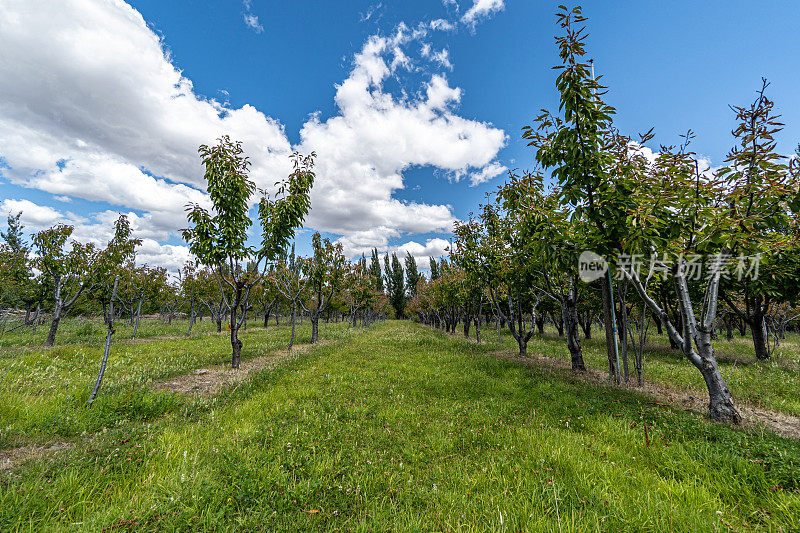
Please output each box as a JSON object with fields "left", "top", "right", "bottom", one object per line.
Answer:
{"left": 0, "top": 0, "right": 507, "bottom": 270}
{"left": 0, "top": 0, "right": 292, "bottom": 192}
{"left": 242, "top": 0, "right": 263, "bottom": 33}
{"left": 429, "top": 19, "right": 455, "bottom": 32}
{"left": 468, "top": 161, "right": 507, "bottom": 186}
{"left": 338, "top": 234, "right": 450, "bottom": 271}
{"left": 461, "top": 0, "right": 505, "bottom": 25}
{"left": 393, "top": 238, "right": 451, "bottom": 269}
{"left": 243, "top": 13, "right": 264, "bottom": 33}
{"left": 298, "top": 33, "right": 506, "bottom": 237}
{"left": 360, "top": 3, "right": 383, "bottom": 22}
{"left": 1, "top": 198, "right": 194, "bottom": 271}
{"left": 1, "top": 199, "right": 81, "bottom": 231}
{"left": 136, "top": 238, "right": 193, "bottom": 272}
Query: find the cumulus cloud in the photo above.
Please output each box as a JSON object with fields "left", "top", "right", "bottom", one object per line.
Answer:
{"left": 0, "top": 0, "right": 291, "bottom": 216}
{"left": 393, "top": 238, "right": 451, "bottom": 269}
{"left": 298, "top": 32, "right": 506, "bottom": 243}
{"left": 0, "top": 0, "right": 507, "bottom": 270}
{"left": 342, "top": 235, "right": 450, "bottom": 272}
{"left": 1, "top": 199, "right": 83, "bottom": 231}
{"left": 1, "top": 198, "right": 192, "bottom": 271}
{"left": 461, "top": 0, "right": 505, "bottom": 25}
{"left": 468, "top": 161, "right": 507, "bottom": 186}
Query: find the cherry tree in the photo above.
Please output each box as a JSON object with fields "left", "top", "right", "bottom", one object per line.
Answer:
{"left": 183, "top": 136, "right": 314, "bottom": 368}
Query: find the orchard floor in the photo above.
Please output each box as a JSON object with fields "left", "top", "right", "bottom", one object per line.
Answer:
{"left": 0, "top": 319, "right": 799, "bottom": 531}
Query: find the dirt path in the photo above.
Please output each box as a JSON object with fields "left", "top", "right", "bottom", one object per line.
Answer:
{"left": 151, "top": 341, "right": 324, "bottom": 395}
{"left": 0, "top": 442, "right": 73, "bottom": 472}
{"left": 494, "top": 348, "right": 800, "bottom": 440}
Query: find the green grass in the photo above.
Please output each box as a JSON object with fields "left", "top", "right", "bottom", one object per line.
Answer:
{"left": 0, "top": 318, "right": 345, "bottom": 446}
{"left": 488, "top": 324, "right": 800, "bottom": 417}
{"left": 1, "top": 320, "right": 799, "bottom": 531}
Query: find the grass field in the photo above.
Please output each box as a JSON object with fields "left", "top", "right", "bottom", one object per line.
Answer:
{"left": 1, "top": 319, "right": 799, "bottom": 531}
{"left": 491, "top": 324, "right": 800, "bottom": 418}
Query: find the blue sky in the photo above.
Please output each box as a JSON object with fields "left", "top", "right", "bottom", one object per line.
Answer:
{"left": 1, "top": 0, "right": 798, "bottom": 271}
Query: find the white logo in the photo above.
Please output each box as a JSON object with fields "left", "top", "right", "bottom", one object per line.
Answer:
{"left": 579, "top": 251, "right": 608, "bottom": 283}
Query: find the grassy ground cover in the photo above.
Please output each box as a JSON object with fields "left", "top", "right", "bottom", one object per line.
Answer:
{"left": 0, "top": 318, "right": 348, "bottom": 448}
{"left": 487, "top": 324, "right": 800, "bottom": 417}
{"left": 1, "top": 320, "right": 798, "bottom": 531}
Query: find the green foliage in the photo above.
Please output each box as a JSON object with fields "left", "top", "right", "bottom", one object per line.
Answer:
{"left": 384, "top": 252, "right": 406, "bottom": 318}
{"left": 369, "top": 248, "right": 384, "bottom": 293}
{"left": 429, "top": 256, "right": 440, "bottom": 281}
{"left": 404, "top": 252, "right": 420, "bottom": 299}
{"left": 523, "top": 5, "right": 624, "bottom": 255}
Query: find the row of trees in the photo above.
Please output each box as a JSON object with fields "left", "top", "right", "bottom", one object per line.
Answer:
{"left": 408, "top": 6, "right": 800, "bottom": 424}
{"left": 2, "top": 6, "right": 798, "bottom": 422}
{"left": 0, "top": 137, "right": 410, "bottom": 391}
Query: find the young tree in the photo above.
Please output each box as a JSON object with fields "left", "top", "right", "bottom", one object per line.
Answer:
{"left": 525, "top": 5, "right": 626, "bottom": 379}
{"left": 116, "top": 263, "right": 168, "bottom": 339}
{"left": 183, "top": 136, "right": 314, "bottom": 367}
{"left": 274, "top": 244, "right": 309, "bottom": 350}
{"left": 475, "top": 203, "right": 540, "bottom": 357}
{"left": 196, "top": 267, "right": 229, "bottom": 333}
{"left": 1, "top": 212, "right": 37, "bottom": 317}
{"left": 497, "top": 171, "right": 588, "bottom": 371}
{"left": 88, "top": 215, "right": 140, "bottom": 403}
{"left": 717, "top": 81, "right": 800, "bottom": 360}
{"left": 33, "top": 225, "right": 103, "bottom": 346}
{"left": 179, "top": 262, "right": 200, "bottom": 336}
{"left": 302, "top": 233, "right": 346, "bottom": 343}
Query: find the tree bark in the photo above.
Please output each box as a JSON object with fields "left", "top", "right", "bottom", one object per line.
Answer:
{"left": 601, "top": 277, "right": 618, "bottom": 379}
{"left": 289, "top": 301, "right": 297, "bottom": 350}
{"left": 89, "top": 276, "right": 118, "bottom": 404}
{"left": 311, "top": 315, "right": 319, "bottom": 343}
{"left": 623, "top": 264, "right": 741, "bottom": 423}
{"left": 564, "top": 287, "right": 586, "bottom": 371}
{"left": 750, "top": 312, "right": 770, "bottom": 360}
{"left": 132, "top": 292, "right": 144, "bottom": 340}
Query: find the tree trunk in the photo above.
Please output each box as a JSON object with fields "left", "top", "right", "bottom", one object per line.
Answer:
{"left": 564, "top": 289, "right": 585, "bottom": 371}
{"left": 311, "top": 314, "right": 319, "bottom": 343}
{"left": 230, "top": 286, "right": 244, "bottom": 368}
{"left": 601, "top": 278, "right": 618, "bottom": 379}
{"left": 32, "top": 303, "right": 41, "bottom": 333}
{"left": 695, "top": 343, "right": 741, "bottom": 423}
{"left": 45, "top": 305, "right": 61, "bottom": 347}
{"left": 231, "top": 327, "right": 243, "bottom": 368}
{"left": 579, "top": 311, "right": 592, "bottom": 340}
{"left": 289, "top": 301, "right": 297, "bottom": 350}
{"left": 617, "top": 281, "right": 630, "bottom": 383}
{"left": 132, "top": 293, "right": 144, "bottom": 340}
{"left": 89, "top": 277, "right": 118, "bottom": 404}
{"left": 186, "top": 298, "right": 196, "bottom": 337}
{"left": 725, "top": 315, "right": 734, "bottom": 340}
{"left": 552, "top": 310, "right": 564, "bottom": 337}
{"left": 750, "top": 313, "right": 770, "bottom": 361}
{"left": 474, "top": 297, "right": 482, "bottom": 343}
